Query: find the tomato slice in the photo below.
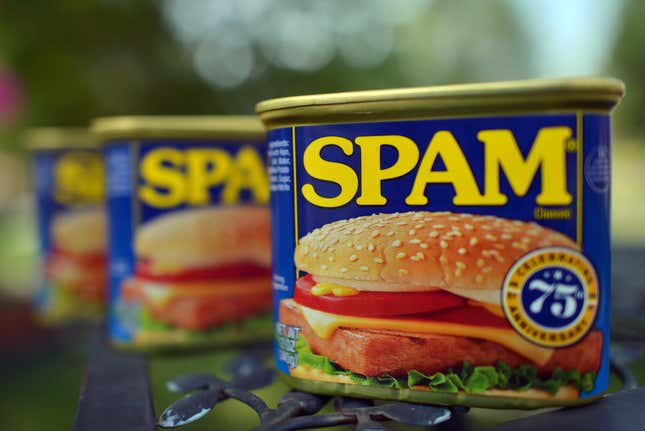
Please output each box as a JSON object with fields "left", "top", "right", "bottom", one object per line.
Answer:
{"left": 135, "top": 260, "right": 270, "bottom": 283}
{"left": 294, "top": 274, "right": 466, "bottom": 317}
{"left": 52, "top": 248, "right": 106, "bottom": 268}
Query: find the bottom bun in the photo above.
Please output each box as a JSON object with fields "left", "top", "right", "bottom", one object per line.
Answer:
{"left": 290, "top": 365, "right": 580, "bottom": 401}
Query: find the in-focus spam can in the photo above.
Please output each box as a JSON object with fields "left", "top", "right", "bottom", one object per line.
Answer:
{"left": 92, "top": 116, "right": 272, "bottom": 350}
{"left": 27, "top": 128, "right": 107, "bottom": 323}
{"left": 257, "top": 78, "right": 624, "bottom": 408}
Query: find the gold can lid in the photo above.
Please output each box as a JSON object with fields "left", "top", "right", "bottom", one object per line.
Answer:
{"left": 256, "top": 77, "right": 625, "bottom": 129}
{"left": 23, "top": 127, "right": 93, "bottom": 151}
{"left": 91, "top": 115, "right": 265, "bottom": 142}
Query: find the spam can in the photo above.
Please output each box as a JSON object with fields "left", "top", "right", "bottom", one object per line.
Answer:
{"left": 92, "top": 116, "right": 271, "bottom": 350}
{"left": 257, "top": 78, "right": 624, "bottom": 408}
{"left": 27, "top": 128, "right": 107, "bottom": 323}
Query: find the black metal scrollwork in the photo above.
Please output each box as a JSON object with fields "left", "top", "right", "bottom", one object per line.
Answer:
{"left": 158, "top": 348, "right": 459, "bottom": 430}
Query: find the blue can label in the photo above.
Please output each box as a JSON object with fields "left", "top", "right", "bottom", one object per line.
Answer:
{"left": 33, "top": 149, "right": 106, "bottom": 322}
{"left": 105, "top": 139, "right": 272, "bottom": 347}
{"left": 270, "top": 113, "right": 611, "bottom": 403}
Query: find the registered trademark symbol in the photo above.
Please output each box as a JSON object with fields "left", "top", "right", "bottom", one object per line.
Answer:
{"left": 566, "top": 139, "right": 578, "bottom": 152}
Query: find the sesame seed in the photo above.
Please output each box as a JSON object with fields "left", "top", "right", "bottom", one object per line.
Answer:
{"left": 455, "top": 269, "right": 463, "bottom": 277}
{"left": 493, "top": 243, "right": 505, "bottom": 250}
{"left": 521, "top": 237, "right": 531, "bottom": 243}
{"left": 429, "top": 231, "right": 439, "bottom": 238}
{"left": 511, "top": 242, "right": 526, "bottom": 250}
{"left": 477, "top": 258, "right": 485, "bottom": 267}
{"left": 464, "top": 224, "right": 474, "bottom": 230}
{"left": 415, "top": 252, "right": 425, "bottom": 260}
{"left": 321, "top": 264, "right": 328, "bottom": 270}
{"left": 367, "top": 244, "right": 375, "bottom": 252}
{"left": 469, "top": 237, "right": 478, "bottom": 246}
{"left": 349, "top": 254, "right": 358, "bottom": 261}
{"left": 312, "top": 252, "right": 318, "bottom": 258}
{"left": 340, "top": 267, "right": 348, "bottom": 273}
{"left": 355, "top": 245, "right": 364, "bottom": 251}
{"left": 439, "top": 255, "right": 448, "bottom": 263}
{"left": 387, "top": 231, "right": 395, "bottom": 237}
{"left": 396, "top": 252, "right": 406, "bottom": 259}
{"left": 410, "top": 238, "right": 421, "bottom": 244}
{"left": 456, "top": 261, "right": 466, "bottom": 269}
{"left": 398, "top": 269, "right": 409, "bottom": 275}
{"left": 409, "top": 229, "right": 416, "bottom": 235}
{"left": 494, "top": 255, "right": 505, "bottom": 262}
{"left": 415, "top": 224, "right": 424, "bottom": 229}
{"left": 440, "top": 240, "right": 448, "bottom": 249}
{"left": 328, "top": 256, "right": 335, "bottom": 262}
{"left": 396, "top": 221, "right": 407, "bottom": 226}
{"left": 371, "top": 230, "right": 380, "bottom": 238}
{"left": 412, "top": 213, "right": 423, "bottom": 219}
{"left": 482, "top": 250, "right": 492, "bottom": 257}
{"left": 410, "top": 255, "right": 420, "bottom": 261}
{"left": 392, "top": 240, "right": 402, "bottom": 247}
{"left": 420, "top": 243, "right": 428, "bottom": 249}
{"left": 482, "top": 266, "right": 493, "bottom": 273}
{"left": 374, "top": 257, "right": 384, "bottom": 264}
{"left": 485, "top": 234, "right": 497, "bottom": 241}
{"left": 482, "top": 225, "right": 492, "bottom": 230}
{"left": 346, "top": 241, "right": 353, "bottom": 247}
{"left": 501, "top": 233, "right": 512, "bottom": 240}
{"left": 360, "top": 266, "right": 369, "bottom": 271}
{"left": 448, "top": 216, "right": 459, "bottom": 221}
{"left": 476, "top": 274, "right": 484, "bottom": 283}
{"left": 433, "top": 224, "right": 445, "bottom": 229}
{"left": 458, "top": 248, "right": 467, "bottom": 255}
{"left": 303, "top": 246, "right": 310, "bottom": 255}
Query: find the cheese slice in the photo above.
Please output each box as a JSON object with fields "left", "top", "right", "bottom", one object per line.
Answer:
{"left": 136, "top": 279, "right": 267, "bottom": 307}
{"left": 297, "top": 302, "right": 554, "bottom": 366}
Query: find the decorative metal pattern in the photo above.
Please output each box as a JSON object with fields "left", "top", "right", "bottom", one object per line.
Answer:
{"left": 159, "top": 346, "right": 642, "bottom": 430}
{"left": 158, "top": 348, "right": 460, "bottom": 430}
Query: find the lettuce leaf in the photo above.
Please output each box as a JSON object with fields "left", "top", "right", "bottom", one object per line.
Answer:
{"left": 293, "top": 336, "right": 596, "bottom": 394}
{"left": 138, "top": 309, "right": 272, "bottom": 341}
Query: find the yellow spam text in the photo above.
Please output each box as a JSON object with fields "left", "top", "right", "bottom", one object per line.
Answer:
{"left": 139, "top": 146, "right": 268, "bottom": 208}
{"left": 54, "top": 151, "right": 105, "bottom": 205}
{"left": 302, "top": 127, "right": 573, "bottom": 208}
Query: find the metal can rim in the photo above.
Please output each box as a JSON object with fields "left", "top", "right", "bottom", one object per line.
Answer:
{"left": 256, "top": 77, "right": 625, "bottom": 129}
{"left": 91, "top": 115, "right": 265, "bottom": 143}
{"left": 23, "top": 127, "right": 93, "bottom": 151}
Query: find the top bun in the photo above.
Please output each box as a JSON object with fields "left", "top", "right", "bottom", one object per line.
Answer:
{"left": 52, "top": 208, "right": 106, "bottom": 255}
{"left": 295, "top": 212, "right": 576, "bottom": 302}
{"left": 135, "top": 206, "right": 270, "bottom": 271}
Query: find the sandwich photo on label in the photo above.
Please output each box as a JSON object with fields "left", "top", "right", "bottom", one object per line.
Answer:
{"left": 280, "top": 211, "right": 601, "bottom": 400}
{"left": 46, "top": 208, "right": 107, "bottom": 306}
{"left": 121, "top": 206, "right": 272, "bottom": 336}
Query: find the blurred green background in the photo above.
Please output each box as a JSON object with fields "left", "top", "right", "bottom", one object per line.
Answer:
{"left": 0, "top": 1, "right": 644, "bottom": 430}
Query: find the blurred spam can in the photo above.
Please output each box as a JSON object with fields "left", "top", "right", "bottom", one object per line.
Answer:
{"left": 257, "top": 78, "right": 624, "bottom": 408}
{"left": 91, "top": 116, "right": 271, "bottom": 350}
{"left": 26, "top": 128, "right": 107, "bottom": 324}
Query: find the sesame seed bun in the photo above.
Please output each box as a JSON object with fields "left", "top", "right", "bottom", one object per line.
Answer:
{"left": 294, "top": 212, "right": 576, "bottom": 304}
{"left": 52, "top": 208, "right": 106, "bottom": 255}
{"left": 135, "top": 206, "right": 270, "bottom": 271}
